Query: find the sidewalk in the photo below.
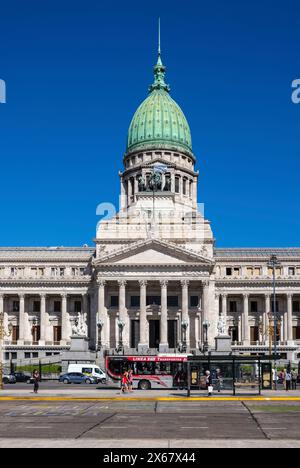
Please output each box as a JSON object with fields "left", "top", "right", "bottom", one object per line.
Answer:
{"left": 1, "top": 388, "right": 300, "bottom": 401}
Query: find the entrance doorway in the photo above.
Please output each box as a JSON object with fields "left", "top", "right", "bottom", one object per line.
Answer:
{"left": 149, "top": 320, "right": 160, "bottom": 349}
{"left": 131, "top": 320, "right": 140, "bottom": 349}
{"left": 168, "top": 320, "right": 178, "bottom": 348}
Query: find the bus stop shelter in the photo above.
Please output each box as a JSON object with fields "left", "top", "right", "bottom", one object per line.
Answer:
{"left": 186, "top": 355, "right": 275, "bottom": 397}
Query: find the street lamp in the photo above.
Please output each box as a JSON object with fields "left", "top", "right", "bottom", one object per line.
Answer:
{"left": 97, "top": 319, "right": 104, "bottom": 351}
{"left": 181, "top": 320, "right": 189, "bottom": 352}
{"left": 116, "top": 320, "right": 125, "bottom": 354}
{"left": 268, "top": 254, "right": 281, "bottom": 390}
{"left": 202, "top": 320, "right": 210, "bottom": 355}
{"left": 0, "top": 312, "right": 13, "bottom": 390}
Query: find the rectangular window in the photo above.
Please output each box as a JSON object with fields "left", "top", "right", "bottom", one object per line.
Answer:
{"left": 12, "top": 326, "right": 19, "bottom": 342}
{"left": 25, "top": 352, "right": 31, "bottom": 359}
{"left": 12, "top": 301, "right": 19, "bottom": 312}
{"left": 32, "top": 353, "right": 39, "bottom": 358}
{"left": 293, "top": 326, "right": 300, "bottom": 340}
{"left": 54, "top": 301, "right": 61, "bottom": 313}
{"left": 226, "top": 268, "right": 232, "bottom": 276}
{"left": 146, "top": 296, "right": 161, "bottom": 306}
{"left": 32, "top": 326, "right": 40, "bottom": 343}
{"left": 288, "top": 267, "right": 295, "bottom": 276}
{"left": 293, "top": 301, "right": 300, "bottom": 313}
{"left": 250, "top": 326, "right": 259, "bottom": 343}
{"left": 74, "top": 301, "right": 82, "bottom": 313}
{"left": 190, "top": 296, "right": 199, "bottom": 307}
{"left": 175, "top": 177, "right": 180, "bottom": 193}
{"left": 33, "top": 301, "right": 40, "bottom": 313}
{"left": 130, "top": 296, "right": 140, "bottom": 307}
{"left": 251, "top": 301, "right": 258, "bottom": 313}
{"left": 110, "top": 296, "right": 119, "bottom": 308}
{"left": 167, "top": 296, "right": 178, "bottom": 307}
{"left": 53, "top": 326, "right": 62, "bottom": 343}
{"left": 233, "top": 268, "right": 240, "bottom": 277}
{"left": 271, "top": 301, "right": 279, "bottom": 313}
{"left": 229, "top": 301, "right": 237, "bottom": 313}
{"left": 254, "top": 268, "right": 261, "bottom": 276}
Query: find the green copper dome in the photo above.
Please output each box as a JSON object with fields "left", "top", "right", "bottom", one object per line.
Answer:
{"left": 126, "top": 48, "right": 193, "bottom": 156}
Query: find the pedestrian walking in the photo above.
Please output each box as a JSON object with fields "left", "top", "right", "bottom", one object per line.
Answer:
{"left": 121, "top": 371, "right": 128, "bottom": 393}
{"left": 32, "top": 369, "right": 40, "bottom": 394}
{"left": 292, "top": 369, "right": 298, "bottom": 390}
{"left": 128, "top": 369, "right": 134, "bottom": 392}
{"left": 216, "top": 368, "right": 222, "bottom": 393}
{"left": 205, "top": 370, "right": 213, "bottom": 397}
{"left": 285, "top": 370, "right": 292, "bottom": 392}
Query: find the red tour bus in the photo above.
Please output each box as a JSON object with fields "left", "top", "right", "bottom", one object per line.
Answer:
{"left": 106, "top": 354, "right": 188, "bottom": 390}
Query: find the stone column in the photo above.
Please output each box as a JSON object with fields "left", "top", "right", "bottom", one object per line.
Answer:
{"left": 98, "top": 281, "right": 107, "bottom": 348}
{"left": 0, "top": 295, "right": 8, "bottom": 341}
{"left": 243, "top": 294, "right": 250, "bottom": 345}
{"left": 18, "top": 294, "right": 25, "bottom": 345}
{"left": 264, "top": 294, "right": 270, "bottom": 345}
{"left": 159, "top": 280, "right": 169, "bottom": 352}
{"left": 118, "top": 280, "right": 129, "bottom": 347}
{"left": 138, "top": 280, "right": 148, "bottom": 352}
{"left": 61, "top": 293, "right": 69, "bottom": 344}
{"left": 287, "top": 293, "right": 293, "bottom": 343}
{"left": 222, "top": 293, "right": 228, "bottom": 320}
{"left": 181, "top": 280, "right": 190, "bottom": 347}
{"left": 39, "top": 294, "right": 46, "bottom": 345}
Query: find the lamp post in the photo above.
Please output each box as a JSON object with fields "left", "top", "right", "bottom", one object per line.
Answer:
{"left": 117, "top": 320, "right": 125, "bottom": 354}
{"left": 0, "top": 312, "right": 13, "bottom": 390}
{"left": 181, "top": 320, "right": 189, "bottom": 353}
{"left": 202, "top": 320, "right": 210, "bottom": 355}
{"left": 97, "top": 319, "right": 104, "bottom": 351}
{"left": 268, "top": 254, "right": 281, "bottom": 390}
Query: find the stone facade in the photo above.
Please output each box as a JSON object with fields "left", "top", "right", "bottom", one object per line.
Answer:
{"left": 1, "top": 46, "right": 300, "bottom": 364}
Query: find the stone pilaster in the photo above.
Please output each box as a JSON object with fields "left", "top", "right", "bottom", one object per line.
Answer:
{"left": 118, "top": 280, "right": 129, "bottom": 347}
{"left": 159, "top": 280, "right": 168, "bottom": 352}
{"left": 138, "top": 280, "right": 148, "bottom": 352}
{"left": 181, "top": 280, "right": 190, "bottom": 347}
{"left": 98, "top": 281, "right": 107, "bottom": 348}
{"left": 39, "top": 294, "right": 46, "bottom": 345}
{"left": 61, "top": 293, "right": 69, "bottom": 344}
{"left": 287, "top": 293, "right": 293, "bottom": 344}
{"left": 243, "top": 293, "right": 250, "bottom": 345}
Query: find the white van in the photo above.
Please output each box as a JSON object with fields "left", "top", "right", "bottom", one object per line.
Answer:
{"left": 67, "top": 364, "right": 106, "bottom": 383}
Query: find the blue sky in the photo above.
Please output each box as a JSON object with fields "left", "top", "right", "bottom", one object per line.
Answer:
{"left": 0, "top": 0, "right": 299, "bottom": 247}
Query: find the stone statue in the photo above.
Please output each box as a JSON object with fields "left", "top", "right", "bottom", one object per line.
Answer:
{"left": 164, "top": 177, "right": 171, "bottom": 191}
{"left": 72, "top": 312, "right": 88, "bottom": 337}
{"left": 148, "top": 172, "right": 162, "bottom": 191}
{"left": 217, "top": 314, "right": 227, "bottom": 336}
{"left": 138, "top": 175, "right": 146, "bottom": 192}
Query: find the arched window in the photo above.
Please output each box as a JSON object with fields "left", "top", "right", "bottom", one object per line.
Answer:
{"left": 175, "top": 176, "right": 180, "bottom": 194}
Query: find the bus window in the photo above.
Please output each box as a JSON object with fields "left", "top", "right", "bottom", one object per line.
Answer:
{"left": 155, "top": 362, "right": 171, "bottom": 375}
{"left": 134, "top": 362, "right": 155, "bottom": 375}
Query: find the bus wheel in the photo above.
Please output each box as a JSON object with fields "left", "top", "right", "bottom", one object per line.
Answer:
{"left": 138, "top": 380, "right": 151, "bottom": 390}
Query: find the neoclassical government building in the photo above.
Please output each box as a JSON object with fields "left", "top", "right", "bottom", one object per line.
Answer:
{"left": 1, "top": 46, "right": 300, "bottom": 364}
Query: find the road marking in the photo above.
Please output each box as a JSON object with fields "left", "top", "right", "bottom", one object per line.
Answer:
{"left": 180, "top": 427, "right": 209, "bottom": 429}
{"left": 25, "top": 426, "right": 52, "bottom": 429}
{"left": 101, "top": 426, "right": 128, "bottom": 429}
{"left": 262, "top": 428, "right": 287, "bottom": 430}
{"left": 2, "top": 396, "right": 300, "bottom": 402}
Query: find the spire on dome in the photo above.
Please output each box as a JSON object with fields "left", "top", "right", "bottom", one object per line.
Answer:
{"left": 149, "top": 18, "right": 170, "bottom": 93}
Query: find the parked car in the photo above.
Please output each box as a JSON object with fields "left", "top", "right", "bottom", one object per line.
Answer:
{"left": 3, "top": 374, "right": 17, "bottom": 384}
{"left": 59, "top": 372, "right": 97, "bottom": 385}
{"left": 67, "top": 364, "right": 106, "bottom": 384}
{"left": 12, "top": 372, "right": 32, "bottom": 383}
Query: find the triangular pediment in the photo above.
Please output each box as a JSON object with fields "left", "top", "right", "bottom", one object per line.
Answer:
{"left": 95, "top": 239, "right": 213, "bottom": 266}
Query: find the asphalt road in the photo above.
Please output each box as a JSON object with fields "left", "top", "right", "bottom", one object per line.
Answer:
{"left": 1, "top": 399, "right": 300, "bottom": 444}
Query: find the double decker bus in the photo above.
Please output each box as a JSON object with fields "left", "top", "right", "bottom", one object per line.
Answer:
{"left": 106, "top": 354, "right": 188, "bottom": 390}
